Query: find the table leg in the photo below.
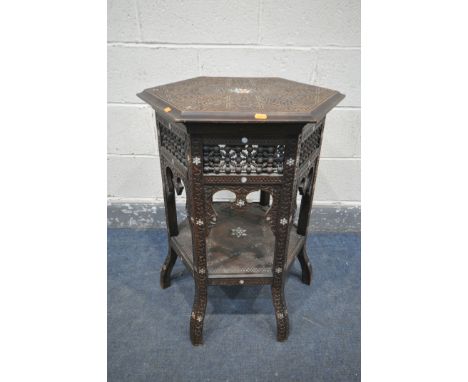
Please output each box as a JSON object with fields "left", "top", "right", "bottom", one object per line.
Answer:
{"left": 296, "top": 151, "right": 322, "bottom": 285}
{"left": 159, "top": 162, "right": 180, "bottom": 289}
{"left": 160, "top": 247, "right": 178, "bottom": 289}
{"left": 190, "top": 275, "right": 208, "bottom": 345}
{"left": 187, "top": 135, "right": 209, "bottom": 345}
{"left": 272, "top": 282, "right": 289, "bottom": 341}
{"left": 270, "top": 136, "right": 299, "bottom": 342}
{"left": 297, "top": 246, "right": 313, "bottom": 285}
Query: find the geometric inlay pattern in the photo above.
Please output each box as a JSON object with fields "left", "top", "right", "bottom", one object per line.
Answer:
{"left": 202, "top": 144, "right": 285, "bottom": 175}
{"left": 158, "top": 121, "right": 188, "bottom": 166}
{"left": 299, "top": 125, "right": 322, "bottom": 167}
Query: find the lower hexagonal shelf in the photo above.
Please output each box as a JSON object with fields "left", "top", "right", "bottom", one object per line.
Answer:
{"left": 171, "top": 203, "right": 305, "bottom": 285}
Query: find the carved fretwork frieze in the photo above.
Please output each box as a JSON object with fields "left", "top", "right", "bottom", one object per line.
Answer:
{"left": 298, "top": 122, "right": 323, "bottom": 168}
{"left": 158, "top": 118, "right": 188, "bottom": 168}
{"left": 202, "top": 144, "right": 286, "bottom": 175}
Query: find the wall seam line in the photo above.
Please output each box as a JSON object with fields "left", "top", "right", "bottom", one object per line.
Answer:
{"left": 107, "top": 42, "right": 361, "bottom": 50}
{"left": 133, "top": 0, "right": 143, "bottom": 41}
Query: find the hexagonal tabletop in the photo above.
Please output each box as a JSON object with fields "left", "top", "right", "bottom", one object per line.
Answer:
{"left": 137, "top": 77, "right": 344, "bottom": 123}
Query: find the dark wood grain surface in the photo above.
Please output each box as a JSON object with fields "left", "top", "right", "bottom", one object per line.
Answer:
{"left": 138, "top": 77, "right": 344, "bottom": 122}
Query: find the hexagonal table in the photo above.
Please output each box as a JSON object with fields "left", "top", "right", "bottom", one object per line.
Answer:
{"left": 137, "top": 77, "right": 344, "bottom": 345}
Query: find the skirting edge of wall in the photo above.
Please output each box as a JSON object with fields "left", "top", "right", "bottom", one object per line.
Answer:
{"left": 107, "top": 202, "right": 360, "bottom": 232}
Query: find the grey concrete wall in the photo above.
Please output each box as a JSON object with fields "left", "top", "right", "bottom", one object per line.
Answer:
{"left": 108, "top": 0, "right": 361, "bottom": 207}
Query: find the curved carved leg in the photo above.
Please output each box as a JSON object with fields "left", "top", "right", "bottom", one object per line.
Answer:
{"left": 160, "top": 247, "right": 178, "bottom": 289}
{"left": 190, "top": 278, "right": 208, "bottom": 346}
{"left": 271, "top": 283, "right": 289, "bottom": 341}
{"left": 296, "top": 154, "right": 320, "bottom": 286}
{"left": 297, "top": 246, "right": 313, "bottom": 285}
{"left": 160, "top": 166, "right": 179, "bottom": 289}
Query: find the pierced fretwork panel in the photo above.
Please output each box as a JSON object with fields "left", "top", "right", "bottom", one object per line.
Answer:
{"left": 299, "top": 123, "right": 323, "bottom": 167}
{"left": 158, "top": 120, "right": 188, "bottom": 167}
{"left": 202, "top": 144, "right": 285, "bottom": 175}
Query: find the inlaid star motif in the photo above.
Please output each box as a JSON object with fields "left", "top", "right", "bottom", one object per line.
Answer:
{"left": 275, "top": 267, "right": 282, "bottom": 274}
{"left": 280, "top": 218, "right": 288, "bottom": 226}
{"left": 277, "top": 312, "right": 284, "bottom": 319}
{"left": 196, "top": 315, "right": 203, "bottom": 322}
{"left": 286, "top": 158, "right": 295, "bottom": 166}
{"left": 235, "top": 199, "right": 245, "bottom": 207}
{"left": 199, "top": 268, "right": 206, "bottom": 274}
{"left": 195, "top": 219, "right": 204, "bottom": 226}
{"left": 231, "top": 227, "right": 247, "bottom": 238}
{"left": 192, "top": 156, "right": 201, "bottom": 165}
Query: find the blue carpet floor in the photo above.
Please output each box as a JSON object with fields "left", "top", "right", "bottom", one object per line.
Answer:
{"left": 108, "top": 229, "right": 360, "bottom": 382}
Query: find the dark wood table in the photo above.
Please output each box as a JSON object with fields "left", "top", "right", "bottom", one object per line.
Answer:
{"left": 138, "top": 77, "right": 344, "bottom": 345}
